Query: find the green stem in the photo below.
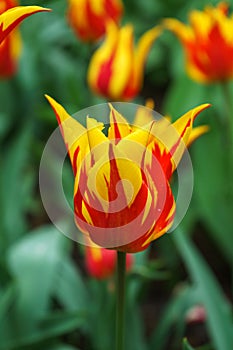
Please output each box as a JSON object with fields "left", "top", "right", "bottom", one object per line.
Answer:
{"left": 116, "top": 251, "right": 126, "bottom": 350}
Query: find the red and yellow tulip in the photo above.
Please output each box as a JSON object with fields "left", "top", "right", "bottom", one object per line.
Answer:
{"left": 85, "top": 246, "right": 133, "bottom": 279}
{"left": 67, "top": 0, "right": 123, "bottom": 42}
{"left": 46, "top": 95, "right": 209, "bottom": 253}
{"left": 164, "top": 2, "right": 233, "bottom": 83}
{"left": 87, "top": 22, "right": 161, "bottom": 101}
{"left": 0, "top": 2, "right": 50, "bottom": 77}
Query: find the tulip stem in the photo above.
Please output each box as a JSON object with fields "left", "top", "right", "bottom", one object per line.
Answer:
{"left": 116, "top": 251, "right": 126, "bottom": 350}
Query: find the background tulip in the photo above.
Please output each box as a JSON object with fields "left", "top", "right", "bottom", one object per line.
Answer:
{"left": 67, "top": 0, "right": 123, "bottom": 42}
{"left": 164, "top": 2, "right": 233, "bottom": 83}
{"left": 85, "top": 246, "right": 133, "bottom": 279}
{"left": 87, "top": 22, "right": 161, "bottom": 101}
{"left": 0, "top": 0, "right": 21, "bottom": 77}
{"left": 0, "top": 2, "right": 50, "bottom": 77}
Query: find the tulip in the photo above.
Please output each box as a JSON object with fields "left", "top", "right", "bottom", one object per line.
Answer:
{"left": 67, "top": 0, "right": 123, "bottom": 42}
{"left": 87, "top": 22, "right": 161, "bottom": 100}
{"left": 164, "top": 2, "right": 233, "bottom": 83}
{"left": 85, "top": 246, "right": 133, "bottom": 279}
{"left": 46, "top": 95, "right": 210, "bottom": 253}
{"left": 0, "top": 3, "right": 50, "bottom": 77}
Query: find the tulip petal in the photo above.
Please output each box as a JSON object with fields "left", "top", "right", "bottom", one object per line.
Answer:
{"left": 152, "top": 104, "right": 210, "bottom": 175}
{"left": 86, "top": 116, "right": 109, "bottom": 163}
{"left": 135, "top": 26, "right": 162, "bottom": 71}
{"left": 87, "top": 20, "right": 118, "bottom": 96}
{"left": 117, "top": 121, "right": 155, "bottom": 166}
{"left": 187, "top": 124, "right": 209, "bottom": 146}
{"left": 123, "top": 26, "right": 161, "bottom": 99}
{"left": 108, "top": 24, "right": 134, "bottom": 99}
{"left": 45, "top": 95, "right": 89, "bottom": 176}
{"left": 0, "top": 6, "right": 50, "bottom": 44}
{"left": 142, "top": 181, "right": 175, "bottom": 247}
{"left": 163, "top": 18, "right": 193, "bottom": 43}
{"left": 108, "top": 104, "right": 132, "bottom": 141}
{"left": 87, "top": 142, "right": 143, "bottom": 207}
{"left": 171, "top": 103, "right": 210, "bottom": 147}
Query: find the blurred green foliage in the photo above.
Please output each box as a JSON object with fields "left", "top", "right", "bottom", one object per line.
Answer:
{"left": 0, "top": 0, "right": 232, "bottom": 349}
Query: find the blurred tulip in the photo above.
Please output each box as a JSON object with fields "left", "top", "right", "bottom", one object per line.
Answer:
{"left": 46, "top": 95, "right": 210, "bottom": 253}
{"left": 186, "top": 305, "right": 206, "bottom": 324}
{"left": 85, "top": 246, "right": 133, "bottom": 279}
{"left": 164, "top": 2, "right": 233, "bottom": 83}
{"left": 67, "top": 0, "right": 123, "bottom": 42}
{"left": 0, "top": 2, "right": 50, "bottom": 77}
{"left": 87, "top": 22, "right": 161, "bottom": 101}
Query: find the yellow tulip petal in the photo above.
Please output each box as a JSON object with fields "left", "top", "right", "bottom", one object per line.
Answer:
{"left": 132, "top": 26, "right": 161, "bottom": 91}
{"left": 87, "top": 143, "right": 142, "bottom": 208}
{"left": 167, "top": 104, "right": 210, "bottom": 168}
{"left": 172, "top": 104, "right": 210, "bottom": 144}
{"left": 163, "top": 18, "right": 193, "bottom": 43}
{"left": 86, "top": 117, "right": 109, "bottom": 163}
{"left": 187, "top": 124, "right": 209, "bottom": 146}
{"left": 0, "top": 6, "right": 50, "bottom": 44}
{"left": 135, "top": 26, "right": 161, "bottom": 70}
{"left": 87, "top": 20, "right": 118, "bottom": 94}
{"left": 68, "top": 0, "right": 88, "bottom": 36}
{"left": 108, "top": 24, "right": 134, "bottom": 99}
{"left": 148, "top": 104, "right": 210, "bottom": 175}
{"left": 45, "top": 95, "right": 89, "bottom": 175}
{"left": 108, "top": 104, "right": 132, "bottom": 141}
{"left": 117, "top": 121, "right": 154, "bottom": 165}
{"left": 189, "top": 9, "right": 212, "bottom": 39}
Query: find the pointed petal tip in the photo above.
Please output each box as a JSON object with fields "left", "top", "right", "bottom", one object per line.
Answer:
{"left": 108, "top": 103, "right": 115, "bottom": 111}
{"left": 44, "top": 94, "right": 56, "bottom": 106}
{"left": 17, "top": 6, "right": 52, "bottom": 13}
{"left": 193, "top": 103, "right": 211, "bottom": 117}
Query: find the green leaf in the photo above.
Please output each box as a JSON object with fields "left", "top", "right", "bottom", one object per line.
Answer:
{"left": 6, "top": 226, "right": 69, "bottom": 333}
{"left": 131, "top": 259, "right": 170, "bottom": 280}
{"left": 125, "top": 303, "right": 147, "bottom": 350}
{"left": 149, "top": 285, "right": 199, "bottom": 350}
{"left": 0, "top": 311, "right": 86, "bottom": 350}
{"left": 54, "top": 256, "right": 89, "bottom": 312}
{"left": 0, "top": 122, "right": 33, "bottom": 245}
{"left": 173, "top": 228, "right": 233, "bottom": 350}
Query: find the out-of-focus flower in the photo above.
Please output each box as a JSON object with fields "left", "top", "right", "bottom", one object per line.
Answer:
{"left": 87, "top": 22, "right": 161, "bottom": 100}
{"left": 67, "top": 0, "right": 123, "bottom": 42}
{"left": 85, "top": 246, "right": 133, "bottom": 279}
{"left": 164, "top": 2, "right": 233, "bottom": 83}
{"left": 46, "top": 95, "right": 210, "bottom": 253}
{"left": 186, "top": 305, "right": 206, "bottom": 324}
{"left": 0, "top": 3, "right": 50, "bottom": 77}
